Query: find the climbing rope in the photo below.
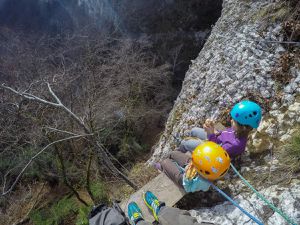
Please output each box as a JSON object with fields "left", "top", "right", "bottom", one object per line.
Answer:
{"left": 230, "top": 163, "right": 297, "bottom": 225}
{"left": 208, "top": 181, "right": 264, "bottom": 225}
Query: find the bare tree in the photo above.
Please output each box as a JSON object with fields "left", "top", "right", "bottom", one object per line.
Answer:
{"left": 1, "top": 82, "right": 138, "bottom": 193}
{"left": 0, "top": 31, "right": 175, "bottom": 202}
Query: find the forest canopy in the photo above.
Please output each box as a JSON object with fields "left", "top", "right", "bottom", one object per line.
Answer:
{"left": 0, "top": 29, "right": 176, "bottom": 199}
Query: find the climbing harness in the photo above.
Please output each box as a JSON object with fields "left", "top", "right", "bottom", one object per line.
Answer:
{"left": 230, "top": 163, "right": 297, "bottom": 225}
{"left": 208, "top": 181, "right": 264, "bottom": 225}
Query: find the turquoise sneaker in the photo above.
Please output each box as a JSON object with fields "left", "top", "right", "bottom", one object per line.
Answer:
{"left": 143, "top": 191, "right": 165, "bottom": 221}
{"left": 128, "top": 202, "right": 144, "bottom": 225}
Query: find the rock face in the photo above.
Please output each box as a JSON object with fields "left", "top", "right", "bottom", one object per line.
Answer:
{"left": 150, "top": 0, "right": 300, "bottom": 224}
{"left": 150, "top": 0, "right": 300, "bottom": 160}
{"left": 190, "top": 182, "right": 300, "bottom": 225}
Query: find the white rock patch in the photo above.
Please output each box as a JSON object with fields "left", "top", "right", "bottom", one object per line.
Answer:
{"left": 190, "top": 183, "right": 300, "bottom": 225}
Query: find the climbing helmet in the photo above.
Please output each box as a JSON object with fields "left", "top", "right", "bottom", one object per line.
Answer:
{"left": 230, "top": 100, "right": 262, "bottom": 128}
{"left": 192, "top": 141, "right": 230, "bottom": 181}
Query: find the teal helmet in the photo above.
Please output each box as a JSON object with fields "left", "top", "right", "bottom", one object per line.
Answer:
{"left": 230, "top": 100, "right": 262, "bottom": 128}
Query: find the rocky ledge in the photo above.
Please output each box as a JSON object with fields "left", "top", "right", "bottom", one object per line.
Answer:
{"left": 191, "top": 182, "right": 299, "bottom": 225}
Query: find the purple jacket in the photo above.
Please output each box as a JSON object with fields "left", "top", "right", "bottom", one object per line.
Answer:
{"left": 208, "top": 127, "right": 247, "bottom": 158}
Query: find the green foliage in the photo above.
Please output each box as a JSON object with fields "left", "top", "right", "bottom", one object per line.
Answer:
{"left": 30, "top": 196, "right": 77, "bottom": 225}
{"left": 252, "top": 3, "right": 289, "bottom": 22}
{"left": 25, "top": 149, "right": 55, "bottom": 180}
{"left": 30, "top": 182, "right": 108, "bottom": 225}
{"left": 0, "top": 146, "right": 55, "bottom": 183}
{"left": 76, "top": 205, "right": 92, "bottom": 225}
{"left": 283, "top": 131, "right": 300, "bottom": 172}
{"left": 118, "top": 134, "right": 145, "bottom": 162}
{"left": 90, "top": 181, "right": 109, "bottom": 204}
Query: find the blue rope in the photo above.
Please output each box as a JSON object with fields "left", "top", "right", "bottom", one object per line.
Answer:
{"left": 208, "top": 181, "right": 264, "bottom": 225}
{"left": 230, "top": 163, "right": 297, "bottom": 225}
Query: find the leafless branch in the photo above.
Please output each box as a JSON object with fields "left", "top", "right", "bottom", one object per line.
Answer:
{"left": 1, "top": 82, "right": 89, "bottom": 131}
{"left": 171, "top": 44, "right": 183, "bottom": 73}
{"left": 44, "top": 126, "right": 82, "bottom": 136}
{"left": 97, "top": 141, "right": 130, "bottom": 174}
{"left": 12, "top": 183, "right": 46, "bottom": 225}
{"left": 1, "top": 84, "right": 60, "bottom": 107}
{"left": 0, "top": 35, "right": 174, "bottom": 192}
{"left": 1, "top": 82, "right": 138, "bottom": 190}
{"left": 1, "top": 133, "right": 92, "bottom": 196}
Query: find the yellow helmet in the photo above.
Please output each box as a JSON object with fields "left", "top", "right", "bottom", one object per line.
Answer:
{"left": 192, "top": 141, "right": 230, "bottom": 181}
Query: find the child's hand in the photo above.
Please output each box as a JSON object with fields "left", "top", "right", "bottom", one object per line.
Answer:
{"left": 204, "top": 119, "right": 214, "bottom": 127}
{"left": 214, "top": 130, "right": 221, "bottom": 135}
{"left": 203, "top": 119, "right": 215, "bottom": 135}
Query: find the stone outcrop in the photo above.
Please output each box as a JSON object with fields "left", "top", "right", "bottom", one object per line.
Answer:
{"left": 190, "top": 182, "right": 299, "bottom": 225}
{"left": 151, "top": 0, "right": 300, "bottom": 160}
{"left": 150, "top": 0, "right": 300, "bottom": 224}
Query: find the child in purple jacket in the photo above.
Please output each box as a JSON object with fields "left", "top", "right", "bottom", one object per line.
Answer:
{"left": 152, "top": 101, "right": 262, "bottom": 193}
{"left": 178, "top": 100, "right": 262, "bottom": 158}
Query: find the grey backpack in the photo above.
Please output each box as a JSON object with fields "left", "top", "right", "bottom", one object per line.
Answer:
{"left": 89, "top": 201, "right": 130, "bottom": 225}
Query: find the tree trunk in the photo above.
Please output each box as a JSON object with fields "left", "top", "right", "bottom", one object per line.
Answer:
{"left": 86, "top": 151, "right": 96, "bottom": 204}
{"left": 94, "top": 141, "right": 138, "bottom": 190}
{"left": 55, "top": 145, "right": 89, "bottom": 206}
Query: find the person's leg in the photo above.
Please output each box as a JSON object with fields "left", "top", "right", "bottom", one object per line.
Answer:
{"left": 169, "top": 150, "right": 191, "bottom": 167}
{"left": 179, "top": 138, "right": 203, "bottom": 153}
{"left": 160, "top": 158, "right": 183, "bottom": 187}
{"left": 136, "top": 220, "right": 152, "bottom": 225}
{"left": 190, "top": 127, "right": 207, "bottom": 140}
{"left": 128, "top": 202, "right": 150, "bottom": 225}
{"left": 158, "top": 206, "right": 202, "bottom": 225}
{"left": 143, "top": 191, "right": 204, "bottom": 225}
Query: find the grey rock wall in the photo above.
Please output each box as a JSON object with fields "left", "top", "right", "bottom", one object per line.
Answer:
{"left": 150, "top": 0, "right": 300, "bottom": 224}
{"left": 151, "top": 0, "right": 300, "bottom": 160}
{"left": 191, "top": 182, "right": 300, "bottom": 225}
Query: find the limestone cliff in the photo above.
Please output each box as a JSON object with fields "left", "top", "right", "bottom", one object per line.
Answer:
{"left": 151, "top": 0, "right": 299, "bottom": 159}
{"left": 151, "top": 0, "right": 300, "bottom": 224}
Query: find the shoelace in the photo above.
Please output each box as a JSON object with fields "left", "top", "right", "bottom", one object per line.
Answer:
{"left": 133, "top": 212, "right": 140, "bottom": 219}
{"left": 151, "top": 199, "right": 160, "bottom": 214}
{"left": 131, "top": 212, "right": 142, "bottom": 224}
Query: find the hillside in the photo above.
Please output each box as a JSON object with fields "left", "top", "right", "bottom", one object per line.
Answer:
{"left": 0, "top": 0, "right": 299, "bottom": 224}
